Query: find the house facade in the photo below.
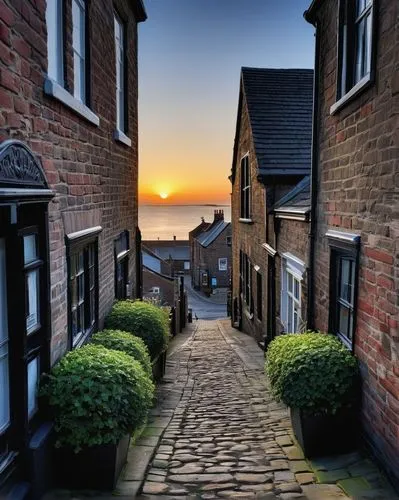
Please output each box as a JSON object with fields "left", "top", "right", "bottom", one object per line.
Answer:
{"left": 142, "top": 238, "right": 190, "bottom": 276}
{"left": 189, "top": 217, "right": 210, "bottom": 283}
{"left": 305, "top": 0, "right": 399, "bottom": 486}
{"left": 230, "top": 68, "right": 313, "bottom": 342}
{"left": 0, "top": 0, "right": 146, "bottom": 497}
{"left": 191, "top": 210, "right": 231, "bottom": 294}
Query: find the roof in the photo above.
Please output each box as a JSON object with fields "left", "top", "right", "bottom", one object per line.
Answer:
{"left": 131, "top": 0, "right": 147, "bottom": 22}
{"left": 142, "top": 241, "right": 190, "bottom": 261}
{"left": 197, "top": 221, "right": 230, "bottom": 248}
{"left": 304, "top": 0, "right": 322, "bottom": 24}
{"left": 143, "top": 265, "right": 175, "bottom": 283}
{"left": 273, "top": 176, "right": 311, "bottom": 220}
{"left": 232, "top": 68, "right": 314, "bottom": 181}
{"left": 189, "top": 220, "right": 211, "bottom": 238}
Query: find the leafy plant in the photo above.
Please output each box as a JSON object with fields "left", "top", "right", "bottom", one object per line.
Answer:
{"left": 91, "top": 330, "right": 152, "bottom": 378}
{"left": 105, "top": 300, "right": 169, "bottom": 359}
{"left": 40, "top": 345, "right": 154, "bottom": 452}
{"left": 265, "top": 332, "right": 358, "bottom": 415}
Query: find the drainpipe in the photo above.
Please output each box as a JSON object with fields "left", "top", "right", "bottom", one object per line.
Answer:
{"left": 307, "top": 21, "right": 320, "bottom": 330}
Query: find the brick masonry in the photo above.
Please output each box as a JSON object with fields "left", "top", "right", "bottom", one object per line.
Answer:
{"left": 310, "top": 0, "right": 399, "bottom": 483}
{"left": 0, "top": 0, "right": 143, "bottom": 363}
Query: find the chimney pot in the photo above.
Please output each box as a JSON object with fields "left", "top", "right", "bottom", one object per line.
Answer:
{"left": 173, "top": 235, "right": 176, "bottom": 240}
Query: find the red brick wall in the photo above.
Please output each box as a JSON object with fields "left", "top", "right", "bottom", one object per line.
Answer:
{"left": 312, "top": 0, "right": 399, "bottom": 479}
{"left": 0, "top": 0, "right": 142, "bottom": 363}
{"left": 231, "top": 93, "right": 268, "bottom": 341}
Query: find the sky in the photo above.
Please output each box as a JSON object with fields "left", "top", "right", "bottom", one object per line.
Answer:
{"left": 138, "top": 0, "right": 315, "bottom": 206}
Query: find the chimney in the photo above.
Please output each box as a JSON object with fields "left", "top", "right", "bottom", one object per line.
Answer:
{"left": 214, "top": 209, "right": 224, "bottom": 222}
{"left": 173, "top": 235, "right": 176, "bottom": 241}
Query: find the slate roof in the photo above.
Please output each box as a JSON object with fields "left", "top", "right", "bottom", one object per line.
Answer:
{"left": 197, "top": 221, "right": 230, "bottom": 248}
{"left": 238, "top": 67, "right": 313, "bottom": 178}
{"left": 273, "top": 176, "right": 311, "bottom": 216}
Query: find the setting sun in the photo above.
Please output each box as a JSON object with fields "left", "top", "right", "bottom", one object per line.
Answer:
{"left": 159, "top": 192, "right": 168, "bottom": 199}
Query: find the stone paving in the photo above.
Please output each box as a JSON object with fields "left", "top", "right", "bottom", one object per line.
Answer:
{"left": 136, "top": 320, "right": 316, "bottom": 499}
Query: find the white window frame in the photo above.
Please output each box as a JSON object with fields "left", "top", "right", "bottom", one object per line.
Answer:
{"left": 184, "top": 261, "right": 190, "bottom": 271}
{"left": 46, "top": 0, "right": 64, "bottom": 85}
{"left": 218, "top": 258, "right": 228, "bottom": 271}
{"left": 114, "top": 13, "right": 131, "bottom": 147}
{"left": 239, "top": 154, "right": 251, "bottom": 221}
{"left": 281, "top": 253, "right": 305, "bottom": 333}
{"left": 72, "top": 0, "right": 87, "bottom": 103}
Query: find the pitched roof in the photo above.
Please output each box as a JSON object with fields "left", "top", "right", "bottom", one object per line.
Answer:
{"left": 235, "top": 67, "right": 314, "bottom": 179}
{"left": 273, "top": 176, "right": 311, "bottom": 220}
{"left": 197, "top": 221, "right": 230, "bottom": 248}
{"left": 142, "top": 241, "right": 190, "bottom": 261}
{"left": 189, "top": 220, "right": 211, "bottom": 238}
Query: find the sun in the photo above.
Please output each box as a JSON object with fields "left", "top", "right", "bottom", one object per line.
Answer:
{"left": 159, "top": 192, "right": 168, "bottom": 199}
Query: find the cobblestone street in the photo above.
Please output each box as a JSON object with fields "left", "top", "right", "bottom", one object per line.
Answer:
{"left": 133, "top": 320, "right": 323, "bottom": 499}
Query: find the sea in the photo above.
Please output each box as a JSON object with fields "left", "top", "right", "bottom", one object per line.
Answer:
{"left": 139, "top": 205, "right": 231, "bottom": 241}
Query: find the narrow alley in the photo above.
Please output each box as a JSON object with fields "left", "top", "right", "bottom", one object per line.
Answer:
{"left": 114, "top": 320, "right": 396, "bottom": 500}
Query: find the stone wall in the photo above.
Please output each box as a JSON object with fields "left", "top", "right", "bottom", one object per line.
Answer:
{"left": 0, "top": 0, "right": 142, "bottom": 363}
{"left": 312, "top": 0, "right": 399, "bottom": 481}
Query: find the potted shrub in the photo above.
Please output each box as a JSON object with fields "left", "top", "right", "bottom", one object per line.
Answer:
{"left": 40, "top": 345, "right": 154, "bottom": 490}
{"left": 105, "top": 300, "right": 169, "bottom": 379}
{"left": 266, "top": 332, "right": 359, "bottom": 457}
{"left": 91, "top": 329, "right": 152, "bottom": 378}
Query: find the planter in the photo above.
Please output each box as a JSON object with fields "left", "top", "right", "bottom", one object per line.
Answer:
{"left": 152, "top": 350, "right": 167, "bottom": 381}
{"left": 54, "top": 434, "right": 130, "bottom": 490}
{"left": 290, "top": 406, "right": 359, "bottom": 458}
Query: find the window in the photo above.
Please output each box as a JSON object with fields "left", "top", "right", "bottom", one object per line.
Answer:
{"left": 218, "top": 258, "right": 228, "bottom": 271}
{"left": 68, "top": 232, "right": 100, "bottom": 348}
{"left": 72, "top": 0, "right": 87, "bottom": 103}
{"left": 256, "top": 272, "right": 262, "bottom": 321}
{"left": 0, "top": 238, "right": 9, "bottom": 436}
{"left": 114, "top": 14, "right": 126, "bottom": 133}
{"left": 46, "top": 0, "right": 64, "bottom": 84}
{"left": 240, "top": 251, "right": 253, "bottom": 315}
{"left": 114, "top": 230, "right": 130, "bottom": 299}
{"left": 334, "top": 0, "right": 374, "bottom": 110}
{"left": 240, "top": 155, "right": 251, "bottom": 220}
{"left": 226, "top": 235, "right": 232, "bottom": 246}
{"left": 281, "top": 253, "right": 305, "bottom": 333}
{"left": 184, "top": 261, "right": 190, "bottom": 271}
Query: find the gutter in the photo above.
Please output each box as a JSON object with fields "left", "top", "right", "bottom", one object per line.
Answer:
{"left": 306, "top": 18, "right": 320, "bottom": 330}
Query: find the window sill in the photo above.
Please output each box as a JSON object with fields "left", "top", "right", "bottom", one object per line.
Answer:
{"left": 44, "top": 77, "right": 100, "bottom": 126}
{"left": 244, "top": 308, "right": 254, "bottom": 321}
{"left": 330, "top": 73, "right": 372, "bottom": 115}
{"left": 114, "top": 129, "right": 132, "bottom": 147}
{"left": 336, "top": 332, "right": 353, "bottom": 352}
{"left": 239, "top": 218, "right": 253, "bottom": 224}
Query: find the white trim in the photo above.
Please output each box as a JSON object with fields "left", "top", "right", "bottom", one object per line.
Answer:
{"left": 114, "top": 129, "right": 132, "bottom": 147}
{"left": 253, "top": 264, "right": 260, "bottom": 272}
{"left": 326, "top": 229, "right": 360, "bottom": 244}
{"left": 330, "top": 73, "right": 371, "bottom": 115}
{"left": 281, "top": 253, "right": 305, "bottom": 333}
{"left": 262, "top": 243, "right": 277, "bottom": 257}
{"left": 44, "top": 78, "right": 100, "bottom": 126}
{"left": 238, "top": 218, "right": 253, "bottom": 224}
{"left": 218, "top": 257, "right": 228, "bottom": 271}
{"left": 66, "top": 226, "right": 102, "bottom": 241}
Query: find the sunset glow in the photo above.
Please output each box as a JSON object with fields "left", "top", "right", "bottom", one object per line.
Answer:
{"left": 159, "top": 192, "right": 168, "bottom": 199}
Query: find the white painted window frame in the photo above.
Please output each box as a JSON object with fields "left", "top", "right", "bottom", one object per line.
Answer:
{"left": 46, "top": 0, "right": 64, "bottom": 85}
{"left": 114, "top": 13, "right": 131, "bottom": 147}
{"left": 218, "top": 257, "right": 228, "bottom": 271}
{"left": 281, "top": 253, "right": 305, "bottom": 333}
{"left": 72, "top": 0, "right": 87, "bottom": 103}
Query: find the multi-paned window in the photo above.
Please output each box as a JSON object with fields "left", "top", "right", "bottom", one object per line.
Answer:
{"left": 46, "top": 0, "right": 64, "bottom": 85}
{"left": 0, "top": 238, "right": 9, "bottom": 439}
{"left": 68, "top": 234, "right": 99, "bottom": 348}
{"left": 336, "top": 0, "right": 374, "bottom": 102}
{"left": 240, "top": 251, "right": 253, "bottom": 315}
{"left": 327, "top": 230, "right": 360, "bottom": 350}
{"left": 281, "top": 253, "right": 305, "bottom": 333}
{"left": 114, "top": 230, "right": 130, "bottom": 299}
{"left": 114, "top": 13, "right": 127, "bottom": 133}
{"left": 240, "top": 155, "right": 251, "bottom": 220}
{"left": 72, "top": 0, "right": 87, "bottom": 103}
{"left": 218, "top": 258, "right": 228, "bottom": 271}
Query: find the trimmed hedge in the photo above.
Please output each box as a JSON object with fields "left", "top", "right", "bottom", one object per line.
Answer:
{"left": 266, "top": 332, "right": 358, "bottom": 415}
{"left": 105, "top": 300, "right": 169, "bottom": 359}
{"left": 91, "top": 330, "right": 152, "bottom": 378}
{"left": 40, "top": 345, "right": 154, "bottom": 451}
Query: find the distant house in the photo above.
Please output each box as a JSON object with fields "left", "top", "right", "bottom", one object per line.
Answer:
{"left": 305, "top": 0, "right": 399, "bottom": 486}
{"left": 189, "top": 218, "right": 211, "bottom": 282}
{"left": 142, "top": 238, "right": 190, "bottom": 276}
{"left": 230, "top": 67, "right": 313, "bottom": 342}
{"left": 191, "top": 210, "right": 232, "bottom": 294}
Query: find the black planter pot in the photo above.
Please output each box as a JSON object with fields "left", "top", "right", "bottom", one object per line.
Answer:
{"left": 54, "top": 434, "right": 130, "bottom": 490}
{"left": 290, "top": 406, "right": 359, "bottom": 458}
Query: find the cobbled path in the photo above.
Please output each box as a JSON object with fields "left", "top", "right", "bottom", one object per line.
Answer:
{"left": 140, "top": 320, "right": 308, "bottom": 499}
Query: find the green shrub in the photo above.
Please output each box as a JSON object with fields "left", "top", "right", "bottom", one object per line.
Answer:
{"left": 40, "top": 345, "right": 154, "bottom": 451}
{"left": 266, "top": 332, "right": 358, "bottom": 415}
{"left": 91, "top": 330, "right": 152, "bottom": 378}
{"left": 105, "top": 300, "right": 169, "bottom": 359}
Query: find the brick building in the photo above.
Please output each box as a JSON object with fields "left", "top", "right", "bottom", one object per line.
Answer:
{"left": 0, "top": 0, "right": 146, "bottom": 496}
{"left": 230, "top": 68, "right": 313, "bottom": 342}
{"left": 191, "top": 210, "right": 231, "bottom": 294}
{"left": 305, "top": 0, "right": 399, "bottom": 486}
{"left": 189, "top": 217, "right": 210, "bottom": 283}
